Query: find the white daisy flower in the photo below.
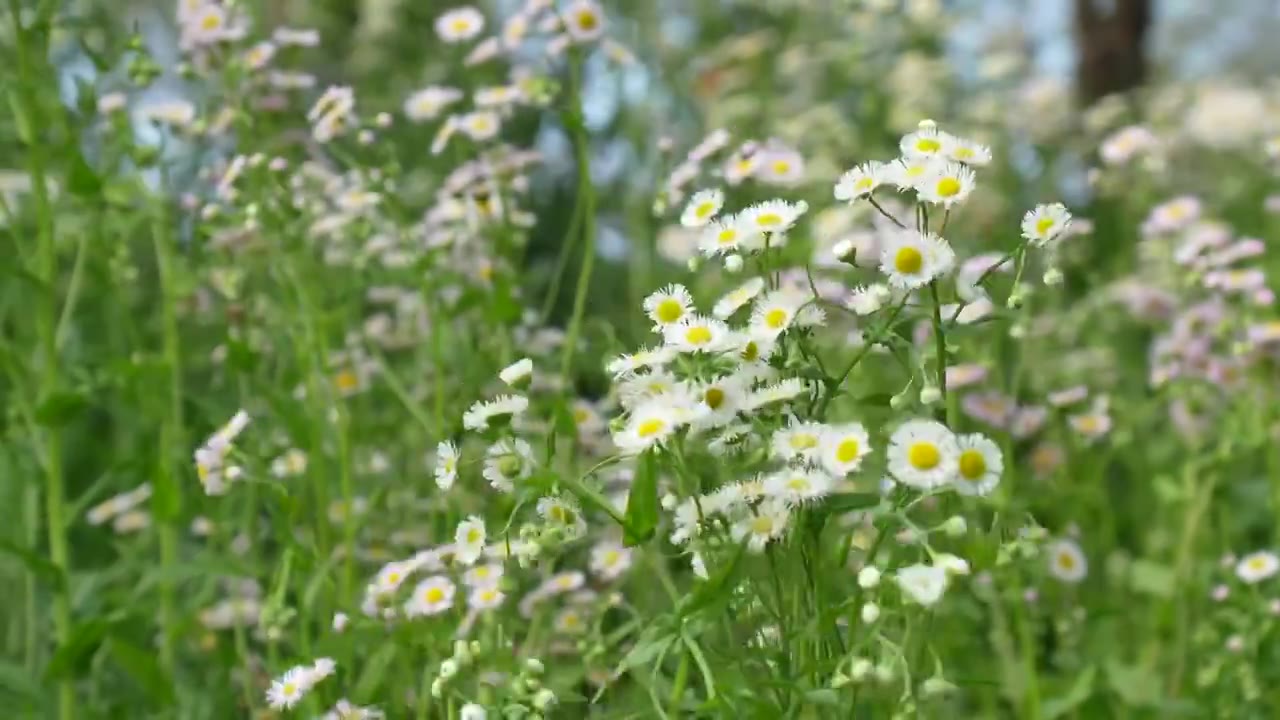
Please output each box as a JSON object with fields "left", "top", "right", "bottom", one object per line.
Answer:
{"left": 713, "top": 277, "right": 767, "bottom": 319}
{"left": 617, "top": 369, "right": 679, "bottom": 409}
{"left": 243, "top": 41, "right": 276, "bottom": 70}
{"left": 749, "top": 288, "right": 809, "bottom": 337}
{"left": 270, "top": 448, "right": 308, "bottom": 478}
{"left": 462, "top": 564, "right": 504, "bottom": 588}
{"left": 742, "top": 377, "right": 808, "bottom": 413}
{"left": 763, "top": 468, "right": 835, "bottom": 505}
{"left": 946, "top": 137, "right": 992, "bottom": 166}
{"left": 699, "top": 214, "right": 752, "bottom": 257}
{"left": 458, "top": 111, "right": 501, "bottom": 141}
{"left": 613, "top": 401, "right": 680, "bottom": 455}
{"left": 953, "top": 433, "right": 1002, "bottom": 497}
{"left": 563, "top": 0, "right": 605, "bottom": 43}
{"left": 885, "top": 156, "right": 939, "bottom": 192}
{"left": 681, "top": 189, "right": 725, "bottom": 228}
{"left": 468, "top": 584, "right": 507, "bottom": 610}
{"left": 372, "top": 560, "right": 412, "bottom": 596}
{"left": 606, "top": 345, "right": 677, "bottom": 376}
{"left": 537, "top": 495, "right": 587, "bottom": 537}
{"left": 589, "top": 541, "right": 633, "bottom": 580}
{"left": 454, "top": 516, "right": 487, "bottom": 565}
{"left": 741, "top": 199, "right": 807, "bottom": 235}
{"left": 899, "top": 126, "right": 948, "bottom": 159}
{"left": 435, "top": 438, "right": 460, "bottom": 486}
{"left": 819, "top": 422, "right": 871, "bottom": 475}
{"left": 834, "top": 161, "right": 885, "bottom": 201}
{"left": 1236, "top": 551, "right": 1280, "bottom": 584}
{"left": 403, "top": 86, "right": 463, "bottom": 122}
{"left": 460, "top": 703, "right": 487, "bottom": 720}
{"left": 662, "top": 315, "right": 734, "bottom": 354}
{"left": 847, "top": 283, "right": 892, "bottom": 316}
{"left": 482, "top": 438, "right": 535, "bottom": 492}
{"left": 917, "top": 161, "right": 976, "bottom": 208}
{"left": 643, "top": 284, "right": 695, "bottom": 329}
{"left": 435, "top": 6, "right": 485, "bottom": 43}
{"left": 689, "top": 374, "right": 746, "bottom": 428}
{"left": 405, "top": 576, "right": 457, "bottom": 617}
{"left": 734, "top": 330, "right": 779, "bottom": 366}
{"left": 266, "top": 666, "right": 313, "bottom": 710}
{"left": 770, "top": 418, "right": 827, "bottom": 463}
{"left": 1046, "top": 538, "right": 1087, "bottom": 583}
{"left": 896, "top": 563, "right": 949, "bottom": 606}
{"left": 754, "top": 148, "right": 805, "bottom": 185}
{"left": 463, "top": 395, "right": 529, "bottom": 431}
{"left": 731, "top": 499, "right": 791, "bottom": 553}
{"left": 1021, "top": 203, "right": 1072, "bottom": 247}
{"left": 879, "top": 230, "right": 956, "bottom": 290}
{"left": 887, "top": 419, "right": 959, "bottom": 490}
{"left": 499, "top": 358, "right": 533, "bottom": 388}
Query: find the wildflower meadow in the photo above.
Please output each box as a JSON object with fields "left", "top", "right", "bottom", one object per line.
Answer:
{"left": 3, "top": 0, "right": 1280, "bottom": 718}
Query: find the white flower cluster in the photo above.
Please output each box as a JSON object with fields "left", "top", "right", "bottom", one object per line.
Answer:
{"left": 193, "top": 410, "right": 250, "bottom": 495}
{"left": 265, "top": 657, "right": 336, "bottom": 710}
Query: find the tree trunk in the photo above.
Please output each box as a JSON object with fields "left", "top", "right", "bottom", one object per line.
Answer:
{"left": 1075, "top": 0, "right": 1154, "bottom": 105}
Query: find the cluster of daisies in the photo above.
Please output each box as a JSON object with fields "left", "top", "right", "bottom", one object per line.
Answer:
{"left": 193, "top": 410, "right": 251, "bottom": 495}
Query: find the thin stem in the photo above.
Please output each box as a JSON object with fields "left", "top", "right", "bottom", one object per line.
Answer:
{"left": 10, "top": 4, "right": 75, "bottom": 716}
{"left": 559, "top": 51, "right": 598, "bottom": 382}
{"left": 928, "top": 281, "right": 950, "bottom": 421}
{"left": 539, "top": 182, "right": 586, "bottom": 323}
{"left": 152, "top": 208, "right": 185, "bottom": 676}
{"left": 867, "top": 196, "right": 907, "bottom": 229}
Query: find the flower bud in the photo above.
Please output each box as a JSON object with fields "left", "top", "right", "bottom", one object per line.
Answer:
{"left": 860, "top": 602, "right": 880, "bottom": 624}
{"left": 942, "top": 515, "right": 967, "bottom": 537}
{"left": 1043, "top": 267, "right": 1063, "bottom": 286}
{"left": 724, "top": 254, "right": 744, "bottom": 273}
{"left": 532, "top": 688, "right": 557, "bottom": 710}
{"left": 439, "top": 659, "right": 458, "bottom": 679}
{"left": 857, "top": 566, "right": 881, "bottom": 589}
{"left": 919, "top": 386, "right": 941, "bottom": 405}
{"left": 849, "top": 658, "right": 873, "bottom": 682}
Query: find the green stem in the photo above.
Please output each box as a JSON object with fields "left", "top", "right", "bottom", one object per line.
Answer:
{"left": 559, "top": 51, "right": 597, "bottom": 382}
{"left": 928, "top": 281, "right": 951, "bottom": 424}
{"left": 152, "top": 209, "right": 185, "bottom": 676}
{"left": 539, "top": 180, "right": 585, "bottom": 323}
{"left": 669, "top": 649, "right": 690, "bottom": 712}
{"left": 9, "top": 4, "right": 74, "bottom": 716}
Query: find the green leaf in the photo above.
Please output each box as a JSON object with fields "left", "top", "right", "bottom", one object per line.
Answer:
{"left": 618, "top": 626, "right": 675, "bottom": 672}
{"left": 34, "top": 390, "right": 89, "bottom": 428}
{"left": 1042, "top": 665, "right": 1096, "bottom": 719}
{"left": 856, "top": 393, "right": 894, "bottom": 407}
{"left": 1106, "top": 660, "right": 1161, "bottom": 706}
{"left": 0, "top": 660, "right": 41, "bottom": 704}
{"left": 679, "top": 541, "right": 747, "bottom": 618}
{"left": 820, "top": 493, "right": 880, "bottom": 516}
{"left": 803, "top": 689, "right": 840, "bottom": 706}
{"left": 45, "top": 619, "right": 112, "bottom": 680}
{"left": 562, "top": 475, "right": 626, "bottom": 528}
{"left": 623, "top": 451, "right": 658, "bottom": 546}
{"left": 66, "top": 150, "right": 103, "bottom": 199}
{"left": 353, "top": 644, "right": 397, "bottom": 701}
{"left": 107, "top": 636, "right": 175, "bottom": 707}
{"left": 1128, "top": 559, "right": 1175, "bottom": 598}
{"left": 0, "top": 538, "right": 65, "bottom": 591}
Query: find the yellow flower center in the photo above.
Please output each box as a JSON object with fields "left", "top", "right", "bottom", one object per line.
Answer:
{"left": 685, "top": 325, "right": 713, "bottom": 345}
{"left": 386, "top": 571, "right": 402, "bottom": 585}
{"left": 603, "top": 550, "right": 621, "bottom": 566}
{"left": 425, "top": 587, "right": 445, "bottom": 603}
{"left": 772, "top": 160, "right": 791, "bottom": 174}
{"left": 907, "top": 442, "right": 940, "bottom": 470}
{"left": 835, "top": 439, "right": 859, "bottom": 464}
{"left": 954, "top": 147, "right": 974, "bottom": 159}
{"left": 905, "top": 164, "right": 927, "bottom": 178}
{"left": 450, "top": 18, "right": 472, "bottom": 34}
{"left": 282, "top": 682, "right": 297, "bottom": 696}
{"left": 655, "top": 298, "right": 684, "bottom": 323}
{"left": 894, "top": 246, "right": 924, "bottom": 274}
{"left": 1075, "top": 416, "right": 1101, "bottom": 434}
{"left": 576, "top": 9, "right": 599, "bottom": 30}
{"left": 1057, "top": 551, "right": 1076, "bottom": 570}
{"left": 786, "top": 476, "right": 810, "bottom": 492}
{"left": 695, "top": 201, "right": 715, "bottom": 218}
{"left": 855, "top": 177, "right": 874, "bottom": 190}
{"left": 474, "top": 567, "right": 490, "bottom": 579}
{"left": 466, "top": 529, "right": 481, "bottom": 544}
{"left": 936, "top": 177, "right": 962, "bottom": 197}
{"left": 717, "top": 228, "right": 738, "bottom": 245}
{"left": 916, "top": 138, "right": 941, "bottom": 153}
{"left": 335, "top": 369, "right": 360, "bottom": 392}
{"left": 200, "top": 12, "right": 222, "bottom": 31}
{"left": 789, "top": 433, "right": 818, "bottom": 450}
{"left": 1035, "top": 217, "right": 1055, "bottom": 235}
{"left": 764, "top": 308, "right": 788, "bottom": 329}
{"left": 741, "top": 341, "right": 759, "bottom": 362}
{"left": 1248, "top": 557, "right": 1269, "bottom": 571}
{"left": 561, "top": 612, "right": 581, "bottom": 628}
{"left": 750, "top": 515, "right": 774, "bottom": 535}
{"left": 704, "top": 387, "right": 725, "bottom": 409}
{"left": 573, "top": 408, "right": 590, "bottom": 423}
{"left": 755, "top": 212, "right": 782, "bottom": 228}
{"left": 958, "top": 449, "right": 986, "bottom": 480}
{"left": 636, "top": 418, "right": 667, "bottom": 438}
